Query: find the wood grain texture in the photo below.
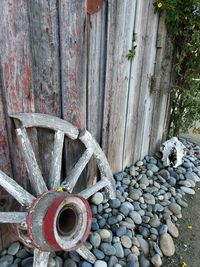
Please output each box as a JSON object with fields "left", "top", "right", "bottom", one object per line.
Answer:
{"left": 0, "top": 212, "right": 27, "bottom": 223}
{"left": 137, "top": 1, "right": 159, "bottom": 159}
{"left": 86, "top": 1, "right": 107, "bottom": 185}
{"left": 149, "top": 13, "right": 173, "bottom": 153}
{"left": 102, "top": 0, "right": 137, "bottom": 173}
{"left": 27, "top": 0, "right": 61, "bottom": 184}
{"left": 0, "top": 0, "right": 35, "bottom": 187}
{"left": 0, "top": 0, "right": 35, "bottom": 249}
{"left": 16, "top": 128, "right": 47, "bottom": 195}
{"left": 59, "top": 0, "right": 87, "bottom": 192}
{"left": 0, "top": 170, "right": 35, "bottom": 207}
{"left": 123, "top": 0, "right": 149, "bottom": 167}
{"left": 33, "top": 249, "right": 50, "bottom": 267}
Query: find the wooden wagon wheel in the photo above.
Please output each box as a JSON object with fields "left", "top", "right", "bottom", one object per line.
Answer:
{"left": 0, "top": 113, "right": 116, "bottom": 267}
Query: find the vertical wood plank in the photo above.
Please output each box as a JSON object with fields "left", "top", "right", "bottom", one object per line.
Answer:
{"left": 0, "top": 0, "right": 34, "bottom": 249}
{"left": 132, "top": 0, "right": 159, "bottom": 161}
{"left": 86, "top": 1, "right": 107, "bottom": 185}
{"left": 138, "top": 2, "right": 159, "bottom": 158}
{"left": 149, "top": 13, "right": 173, "bottom": 153}
{"left": 102, "top": 0, "right": 137, "bottom": 173}
{"left": 27, "top": 0, "right": 61, "bottom": 184}
{"left": 59, "top": 0, "right": 87, "bottom": 191}
{"left": 123, "top": 0, "right": 149, "bottom": 167}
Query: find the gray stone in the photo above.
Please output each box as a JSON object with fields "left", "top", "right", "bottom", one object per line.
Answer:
{"left": 136, "top": 235, "right": 149, "bottom": 255}
{"left": 100, "top": 243, "right": 116, "bottom": 256}
{"left": 94, "top": 260, "right": 107, "bottom": 267}
{"left": 151, "top": 254, "right": 162, "bottom": 267}
{"left": 93, "top": 249, "right": 105, "bottom": 260}
{"left": 21, "top": 257, "right": 33, "bottom": 267}
{"left": 180, "top": 187, "right": 195, "bottom": 195}
{"left": 129, "top": 211, "right": 142, "bottom": 224}
{"left": 108, "top": 256, "right": 118, "bottom": 267}
{"left": 159, "top": 224, "right": 168, "bottom": 235}
{"left": 160, "top": 233, "right": 175, "bottom": 256}
{"left": 16, "top": 249, "right": 29, "bottom": 259}
{"left": 168, "top": 203, "right": 182, "bottom": 215}
{"left": 149, "top": 215, "right": 160, "bottom": 228}
{"left": 8, "top": 242, "right": 20, "bottom": 256}
{"left": 139, "top": 253, "right": 150, "bottom": 267}
{"left": 91, "top": 192, "right": 104, "bottom": 205}
{"left": 121, "top": 235, "right": 132, "bottom": 248}
{"left": 143, "top": 193, "right": 155, "bottom": 205}
{"left": 166, "top": 220, "right": 179, "bottom": 238}
{"left": 109, "top": 199, "right": 121, "bottom": 209}
{"left": 69, "top": 252, "right": 80, "bottom": 262}
{"left": 90, "top": 232, "right": 101, "bottom": 247}
{"left": 147, "top": 164, "right": 159, "bottom": 173}
{"left": 55, "top": 256, "right": 63, "bottom": 267}
{"left": 64, "top": 259, "right": 77, "bottom": 267}
{"left": 0, "top": 255, "right": 14, "bottom": 267}
{"left": 159, "top": 170, "right": 170, "bottom": 180}
{"left": 129, "top": 189, "right": 142, "bottom": 201}
{"left": 99, "top": 229, "right": 111, "bottom": 240}
{"left": 116, "top": 226, "right": 127, "bottom": 237}
{"left": 113, "top": 243, "right": 124, "bottom": 258}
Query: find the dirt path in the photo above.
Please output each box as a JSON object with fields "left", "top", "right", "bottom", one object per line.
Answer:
{"left": 163, "top": 185, "right": 200, "bottom": 267}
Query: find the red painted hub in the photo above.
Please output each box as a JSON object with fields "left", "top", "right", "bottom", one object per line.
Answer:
{"left": 24, "top": 191, "right": 91, "bottom": 252}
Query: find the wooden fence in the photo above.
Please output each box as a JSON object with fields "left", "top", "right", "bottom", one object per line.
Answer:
{"left": 0, "top": 0, "right": 173, "bottom": 248}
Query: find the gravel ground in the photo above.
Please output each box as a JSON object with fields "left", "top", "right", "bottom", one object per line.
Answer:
{"left": 0, "top": 138, "right": 200, "bottom": 267}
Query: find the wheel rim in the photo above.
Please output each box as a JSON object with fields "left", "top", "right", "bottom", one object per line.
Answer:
{"left": 0, "top": 113, "right": 116, "bottom": 266}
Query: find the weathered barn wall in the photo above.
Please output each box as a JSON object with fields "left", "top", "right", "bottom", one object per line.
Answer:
{"left": 0, "top": 0, "right": 173, "bottom": 248}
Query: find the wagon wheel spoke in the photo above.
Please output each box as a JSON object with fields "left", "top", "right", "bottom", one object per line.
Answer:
{"left": 0, "top": 170, "right": 35, "bottom": 206}
{"left": 61, "top": 148, "right": 94, "bottom": 192}
{"left": 33, "top": 249, "right": 50, "bottom": 267}
{"left": 0, "top": 212, "right": 27, "bottom": 223}
{"left": 79, "top": 179, "right": 109, "bottom": 199}
{"left": 49, "top": 130, "right": 65, "bottom": 189}
{"left": 16, "top": 128, "right": 47, "bottom": 195}
{"left": 76, "top": 245, "right": 96, "bottom": 264}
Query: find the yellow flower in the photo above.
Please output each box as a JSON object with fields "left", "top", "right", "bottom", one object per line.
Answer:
{"left": 181, "top": 261, "right": 187, "bottom": 267}
{"left": 57, "top": 186, "right": 63, "bottom": 192}
{"left": 157, "top": 2, "right": 163, "bottom": 8}
{"left": 187, "top": 225, "right": 192, "bottom": 229}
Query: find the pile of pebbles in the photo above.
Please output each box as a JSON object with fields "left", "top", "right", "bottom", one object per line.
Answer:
{"left": 0, "top": 138, "right": 200, "bottom": 267}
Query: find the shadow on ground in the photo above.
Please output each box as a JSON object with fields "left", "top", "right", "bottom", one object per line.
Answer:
{"left": 162, "top": 185, "right": 200, "bottom": 267}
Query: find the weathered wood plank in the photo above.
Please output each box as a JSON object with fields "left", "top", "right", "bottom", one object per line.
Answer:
{"left": 76, "top": 245, "right": 96, "bottom": 264}
{"left": 33, "top": 249, "right": 50, "bottom": 267}
{"left": 11, "top": 113, "right": 78, "bottom": 140}
{"left": 0, "top": 170, "right": 35, "bottom": 207}
{"left": 0, "top": 0, "right": 35, "bottom": 188}
{"left": 132, "top": 0, "right": 159, "bottom": 160}
{"left": 62, "top": 148, "right": 93, "bottom": 192}
{"left": 0, "top": 0, "right": 35, "bottom": 249}
{"left": 59, "top": 0, "right": 87, "bottom": 192}
{"left": 86, "top": 1, "right": 107, "bottom": 186}
{"left": 79, "top": 179, "right": 108, "bottom": 199}
{"left": 123, "top": 0, "right": 149, "bottom": 167}
{"left": 27, "top": 0, "right": 62, "bottom": 184}
{"left": 49, "top": 130, "right": 65, "bottom": 189}
{"left": 102, "top": 0, "right": 137, "bottom": 173}
{"left": 80, "top": 130, "right": 116, "bottom": 199}
{"left": 16, "top": 128, "right": 47, "bottom": 195}
{"left": 0, "top": 212, "right": 27, "bottom": 223}
{"left": 149, "top": 13, "right": 174, "bottom": 153}
{"left": 138, "top": 2, "right": 159, "bottom": 158}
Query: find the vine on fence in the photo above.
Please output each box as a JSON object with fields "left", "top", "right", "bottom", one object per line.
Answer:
{"left": 153, "top": 0, "right": 200, "bottom": 136}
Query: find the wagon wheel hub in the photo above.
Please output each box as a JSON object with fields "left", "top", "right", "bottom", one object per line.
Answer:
{"left": 26, "top": 191, "right": 92, "bottom": 252}
{"left": 0, "top": 113, "right": 116, "bottom": 266}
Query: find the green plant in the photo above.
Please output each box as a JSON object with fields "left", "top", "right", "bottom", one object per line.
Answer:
{"left": 153, "top": 0, "right": 200, "bottom": 136}
{"left": 127, "top": 32, "right": 137, "bottom": 61}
